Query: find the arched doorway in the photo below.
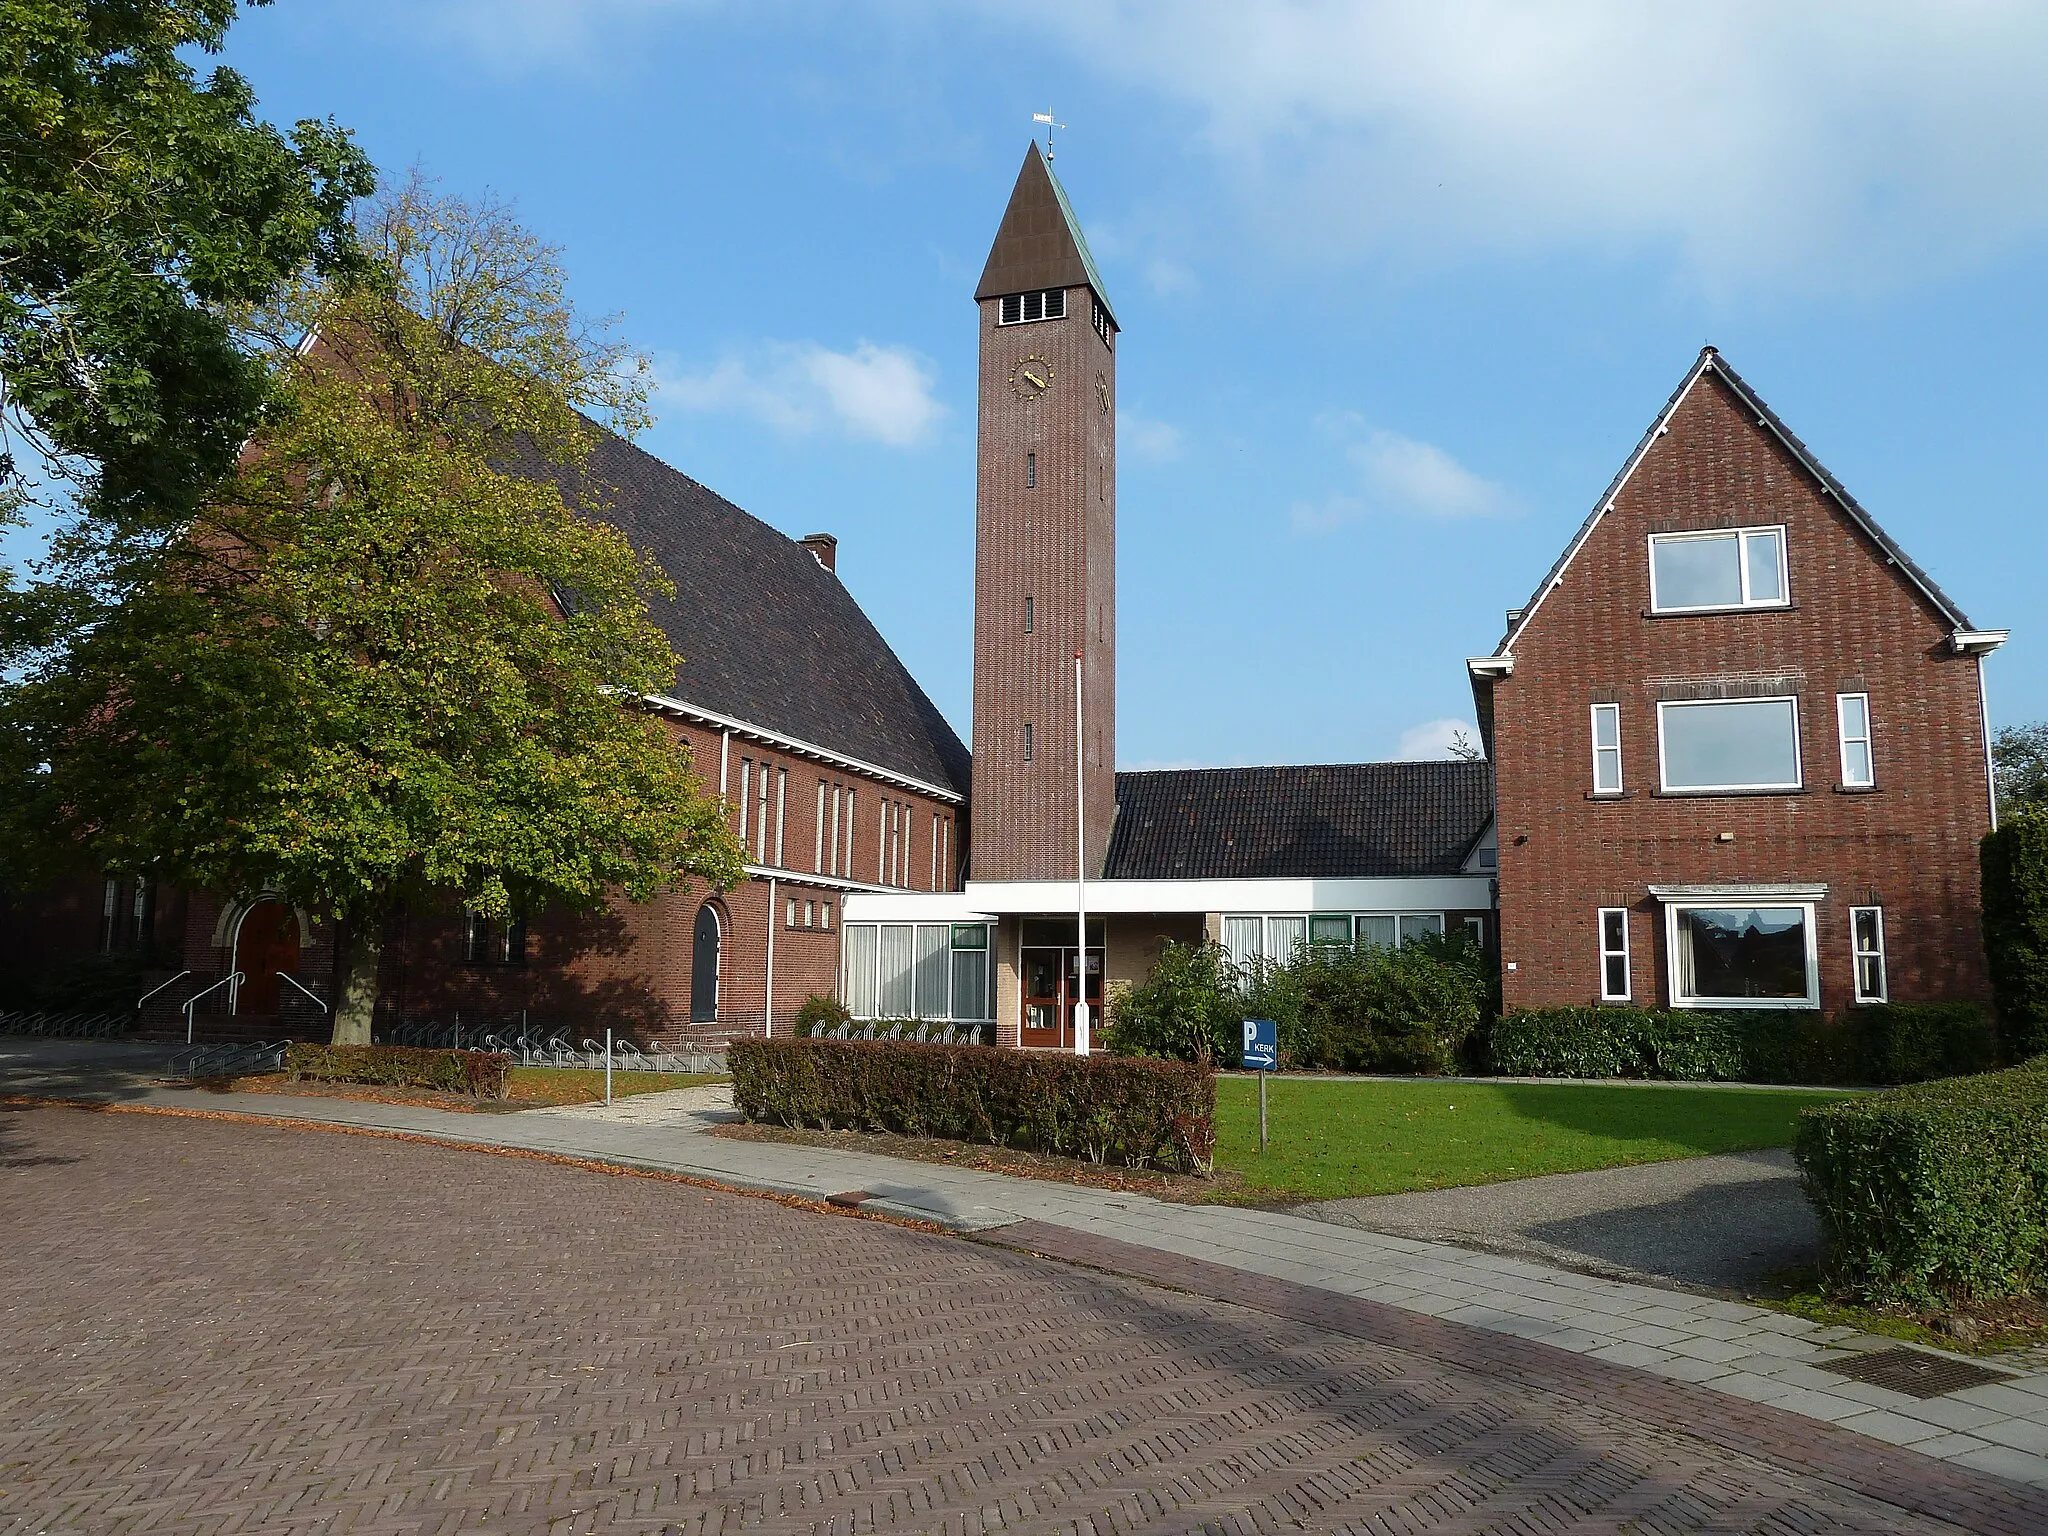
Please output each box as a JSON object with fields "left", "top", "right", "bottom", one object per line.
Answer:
{"left": 232, "top": 900, "right": 301, "bottom": 1014}
{"left": 690, "top": 904, "right": 722, "bottom": 1024}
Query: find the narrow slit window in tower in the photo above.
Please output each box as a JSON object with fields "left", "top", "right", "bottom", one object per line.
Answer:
{"left": 1026, "top": 451, "right": 1035, "bottom": 488}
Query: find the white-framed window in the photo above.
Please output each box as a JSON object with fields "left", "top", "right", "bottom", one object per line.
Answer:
{"left": 1222, "top": 912, "right": 1447, "bottom": 983}
{"left": 839, "top": 921, "right": 992, "bottom": 1021}
{"left": 1665, "top": 902, "right": 1818, "bottom": 1009}
{"left": 1836, "top": 693, "right": 1875, "bottom": 788}
{"left": 998, "top": 288, "right": 1067, "bottom": 325}
{"left": 1657, "top": 697, "right": 1802, "bottom": 792}
{"left": 828, "top": 785, "right": 842, "bottom": 876}
{"left": 1648, "top": 526, "right": 1788, "bottom": 613}
{"left": 736, "top": 759, "right": 751, "bottom": 842}
{"left": 1591, "top": 703, "right": 1623, "bottom": 794}
{"left": 843, "top": 788, "right": 856, "bottom": 874}
{"left": 774, "top": 768, "right": 787, "bottom": 866}
{"left": 1598, "top": 908, "right": 1631, "bottom": 1001}
{"left": 814, "top": 781, "right": 827, "bottom": 873}
{"left": 1851, "top": 906, "right": 1887, "bottom": 1003}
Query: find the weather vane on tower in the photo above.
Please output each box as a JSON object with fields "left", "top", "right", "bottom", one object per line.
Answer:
{"left": 1032, "top": 111, "right": 1066, "bottom": 161}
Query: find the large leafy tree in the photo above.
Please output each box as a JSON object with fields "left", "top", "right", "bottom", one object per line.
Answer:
{"left": 1, "top": 179, "right": 746, "bottom": 1041}
{"left": 0, "top": 0, "right": 371, "bottom": 566}
{"left": 1996, "top": 722, "right": 2048, "bottom": 816}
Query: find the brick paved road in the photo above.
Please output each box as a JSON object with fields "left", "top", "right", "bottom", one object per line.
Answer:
{"left": 0, "top": 1105, "right": 1994, "bottom": 1534}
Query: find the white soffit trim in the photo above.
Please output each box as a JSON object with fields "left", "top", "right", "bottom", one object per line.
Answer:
{"left": 842, "top": 891, "right": 998, "bottom": 923}
{"left": 743, "top": 863, "right": 890, "bottom": 894}
{"left": 1497, "top": 351, "right": 1717, "bottom": 658}
{"left": 645, "top": 694, "right": 965, "bottom": 805}
{"left": 1647, "top": 883, "right": 1828, "bottom": 902}
{"left": 962, "top": 875, "right": 1495, "bottom": 915}
{"left": 1466, "top": 656, "right": 1514, "bottom": 679}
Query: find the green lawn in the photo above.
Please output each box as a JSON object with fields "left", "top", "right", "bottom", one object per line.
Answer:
{"left": 1213, "top": 1075, "right": 1854, "bottom": 1203}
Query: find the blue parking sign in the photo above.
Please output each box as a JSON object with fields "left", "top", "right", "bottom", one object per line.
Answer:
{"left": 1241, "top": 1018, "right": 1278, "bottom": 1071}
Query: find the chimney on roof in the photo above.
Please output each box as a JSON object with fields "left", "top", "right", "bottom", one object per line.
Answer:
{"left": 799, "top": 532, "right": 838, "bottom": 574}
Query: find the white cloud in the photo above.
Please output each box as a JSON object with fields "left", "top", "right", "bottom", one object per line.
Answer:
{"left": 1395, "top": 718, "right": 1483, "bottom": 762}
{"left": 1143, "top": 258, "right": 1200, "bottom": 298}
{"left": 382, "top": 0, "right": 698, "bottom": 72}
{"left": 1119, "top": 411, "right": 1184, "bottom": 462}
{"left": 1014, "top": 0, "right": 2048, "bottom": 288}
{"left": 1293, "top": 423, "right": 1514, "bottom": 531}
{"left": 1350, "top": 430, "right": 1514, "bottom": 519}
{"left": 656, "top": 341, "right": 944, "bottom": 448}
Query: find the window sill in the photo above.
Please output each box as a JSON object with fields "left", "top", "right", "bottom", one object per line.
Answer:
{"left": 1833, "top": 783, "right": 1881, "bottom": 795}
{"left": 1641, "top": 602, "right": 1798, "bottom": 619}
{"left": 1651, "top": 786, "right": 1809, "bottom": 799}
{"left": 1585, "top": 790, "right": 1634, "bottom": 802}
{"left": 1669, "top": 998, "right": 1820, "bottom": 1011}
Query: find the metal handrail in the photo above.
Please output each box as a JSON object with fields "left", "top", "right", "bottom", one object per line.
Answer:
{"left": 276, "top": 972, "right": 328, "bottom": 1012}
{"left": 182, "top": 972, "right": 243, "bottom": 1044}
{"left": 137, "top": 970, "right": 193, "bottom": 1011}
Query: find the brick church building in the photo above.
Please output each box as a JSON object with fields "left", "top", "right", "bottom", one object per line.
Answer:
{"left": 8, "top": 143, "right": 2005, "bottom": 1045}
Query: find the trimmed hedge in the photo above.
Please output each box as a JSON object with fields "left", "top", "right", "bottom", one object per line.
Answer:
{"left": 728, "top": 1037, "right": 1216, "bottom": 1173}
{"left": 284, "top": 1043, "right": 512, "bottom": 1098}
{"left": 1984, "top": 809, "right": 2048, "bottom": 1059}
{"left": 1796, "top": 1057, "right": 2048, "bottom": 1305}
{"left": 1485, "top": 1002, "right": 1993, "bottom": 1086}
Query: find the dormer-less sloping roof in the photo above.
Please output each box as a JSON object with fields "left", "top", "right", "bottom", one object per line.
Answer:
{"left": 567, "top": 430, "right": 971, "bottom": 798}
{"left": 974, "top": 141, "right": 1117, "bottom": 327}
{"left": 1487, "top": 347, "right": 1976, "bottom": 662}
{"left": 1103, "top": 762, "right": 1494, "bottom": 881}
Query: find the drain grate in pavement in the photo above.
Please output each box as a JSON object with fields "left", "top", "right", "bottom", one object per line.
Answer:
{"left": 1819, "top": 1346, "right": 2017, "bottom": 1399}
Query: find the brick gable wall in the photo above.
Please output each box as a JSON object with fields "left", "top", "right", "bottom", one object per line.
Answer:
{"left": 1490, "top": 370, "right": 1994, "bottom": 1012}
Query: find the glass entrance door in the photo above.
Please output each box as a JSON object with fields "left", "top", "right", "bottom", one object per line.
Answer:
{"left": 1018, "top": 945, "right": 1104, "bottom": 1049}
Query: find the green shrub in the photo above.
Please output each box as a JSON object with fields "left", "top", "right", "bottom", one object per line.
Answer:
{"left": 793, "top": 993, "right": 852, "bottom": 1037}
{"left": 284, "top": 1043, "right": 511, "bottom": 1098}
{"left": 1116, "top": 931, "right": 1491, "bottom": 1075}
{"left": 1984, "top": 809, "right": 2048, "bottom": 1058}
{"left": 727, "top": 1038, "right": 1216, "bottom": 1174}
{"left": 1848, "top": 1003, "right": 1998, "bottom": 1084}
{"left": 1107, "top": 942, "right": 1240, "bottom": 1065}
{"left": 1796, "top": 1058, "right": 2048, "bottom": 1306}
{"left": 1487, "top": 1003, "right": 1992, "bottom": 1086}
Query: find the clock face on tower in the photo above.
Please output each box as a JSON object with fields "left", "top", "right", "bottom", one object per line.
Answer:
{"left": 1010, "top": 355, "right": 1054, "bottom": 400}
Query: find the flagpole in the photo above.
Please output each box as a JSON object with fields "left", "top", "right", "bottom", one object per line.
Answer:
{"left": 1074, "top": 648, "right": 1089, "bottom": 1056}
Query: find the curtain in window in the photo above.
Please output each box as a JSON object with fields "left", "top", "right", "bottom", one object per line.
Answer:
{"left": 914, "top": 924, "right": 951, "bottom": 1018}
{"left": 1266, "top": 916, "right": 1307, "bottom": 964}
{"left": 1222, "top": 916, "right": 1262, "bottom": 976}
{"left": 1399, "top": 914, "right": 1444, "bottom": 944}
{"left": 842, "top": 924, "right": 879, "bottom": 1019}
{"left": 877, "top": 924, "right": 915, "bottom": 1018}
{"left": 1356, "top": 915, "right": 1397, "bottom": 950}
{"left": 951, "top": 948, "right": 990, "bottom": 1021}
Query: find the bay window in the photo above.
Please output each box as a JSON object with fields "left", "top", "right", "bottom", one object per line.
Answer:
{"left": 1657, "top": 697, "right": 1802, "bottom": 792}
{"left": 1665, "top": 902, "right": 1818, "bottom": 1008}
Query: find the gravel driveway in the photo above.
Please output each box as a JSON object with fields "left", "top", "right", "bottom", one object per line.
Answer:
{"left": 1300, "top": 1148, "right": 1822, "bottom": 1293}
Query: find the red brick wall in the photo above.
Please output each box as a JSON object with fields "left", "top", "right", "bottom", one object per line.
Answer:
{"left": 1490, "top": 369, "right": 1995, "bottom": 1013}
{"left": 971, "top": 286, "right": 1117, "bottom": 880}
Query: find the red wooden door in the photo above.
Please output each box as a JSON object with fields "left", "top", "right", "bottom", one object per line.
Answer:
{"left": 233, "top": 901, "right": 300, "bottom": 1013}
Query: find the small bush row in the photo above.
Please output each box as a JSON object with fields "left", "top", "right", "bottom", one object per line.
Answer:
{"left": 1796, "top": 1056, "right": 2048, "bottom": 1306}
{"left": 283, "top": 1043, "right": 512, "bottom": 1098}
{"left": 1485, "top": 1002, "right": 1994, "bottom": 1086}
{"left": 728, "top": 1037, "right": 1216, "bottom": 1174}
{"left": 1110, "top": 934, "right": 1492, "bottom": 1075}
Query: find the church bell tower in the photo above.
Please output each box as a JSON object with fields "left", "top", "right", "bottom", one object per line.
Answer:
{"left": 970, "top": 142, "right": 1119, "bottom": 882}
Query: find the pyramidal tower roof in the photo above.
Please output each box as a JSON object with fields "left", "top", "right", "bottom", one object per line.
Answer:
{"left": 974, "top": 141, "right": 1117, "bottom": 327}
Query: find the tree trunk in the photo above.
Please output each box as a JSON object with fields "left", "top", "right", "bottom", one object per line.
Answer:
{"left": 332, "top": 924, "right": 383, "bottom": 1045}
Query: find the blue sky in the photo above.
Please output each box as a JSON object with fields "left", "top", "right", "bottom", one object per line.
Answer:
{"left": 51, "top": 3, "right": 2048, "bottom": 764}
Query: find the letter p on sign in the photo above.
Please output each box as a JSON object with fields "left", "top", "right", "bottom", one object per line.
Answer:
{"left": 1241, "top": 1018, "right": 1278, "bottom": 1072}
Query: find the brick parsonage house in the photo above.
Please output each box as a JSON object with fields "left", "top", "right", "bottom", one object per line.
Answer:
{"left": 6, "top": 144, "right": 2006, "bottom": 1045}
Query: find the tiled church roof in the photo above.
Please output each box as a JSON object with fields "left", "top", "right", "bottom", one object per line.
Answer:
{"left": 1103, "top": 761, "right": 1494, "bottom": 881}
{"left": 569, "top": 430, "right": 972, "bottom": 797}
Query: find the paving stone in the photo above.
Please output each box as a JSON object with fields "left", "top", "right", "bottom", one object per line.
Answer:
{"left": 0, "top": 1104, "right": 2020, "bottom": 1536}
